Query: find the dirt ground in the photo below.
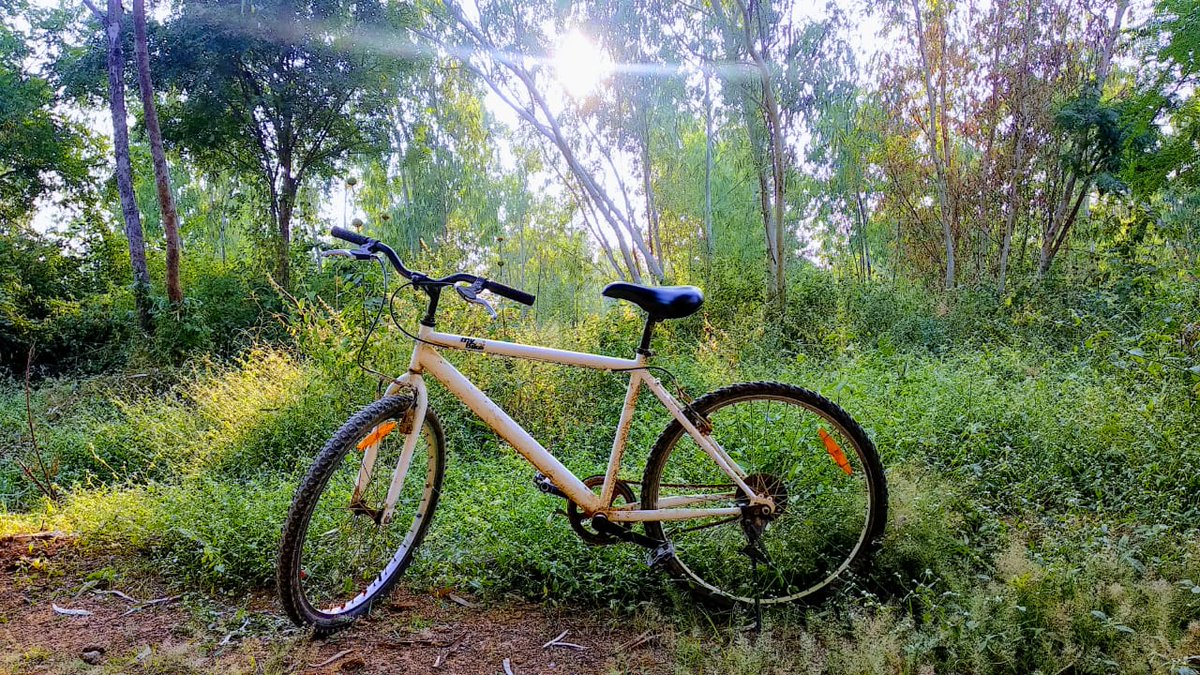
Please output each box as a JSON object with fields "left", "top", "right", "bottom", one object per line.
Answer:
{"left": 0, "top": 534, "right": 670, "bottom": 674}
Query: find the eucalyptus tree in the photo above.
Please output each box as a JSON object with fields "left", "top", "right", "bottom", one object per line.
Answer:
{"left": 1036, "top": 0, "right": 1131, "bottom": 279}
{"left": 76, "top": 0, "right": 153, "bottom": 329}
{"left": 354, "top": 63, "right": 505, "bottom": 259}
{"left": 434, "top": 0, "right": 665, "bottom": 284}
{"left": 156, "top": 0, "right": 411, "bottom": 288}
{"left": 131, "top": 0, "right": 181, "bottom": 304}
{"left": 701, "top": 0, "right": 856, "bottom": 307}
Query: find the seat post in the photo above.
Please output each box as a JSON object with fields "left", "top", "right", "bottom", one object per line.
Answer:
{"left": 638, "top": 318, "right": 658, "bottom": 356}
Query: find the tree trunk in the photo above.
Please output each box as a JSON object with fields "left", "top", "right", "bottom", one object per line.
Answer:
{"left": 104, "top": 0, "right": 152, "bottom": 331}
{"left": 998, "top": 0, "right": 1034, "bottom": 297}
{"left": 733, "top": 0, "right": 788, "bottom": 307}
{"left": 997, "top": 128, "right": 1024, "bottom": 295}
{"left": 703, "top": 58, "right": 714, "bottom": 258}
{"left": 711, "top": 0, "right": 787, "bottom": 305}
{"left": 640, "top": 115, "right": 663, "bottom": 264}
{"left": 277, "top": 173, "right": 296, "bottom": 290}
{"left": 910, "top": 0, "right": 955, "bottom": 290}
{"left": 132, "top": 0, "right": 182, "bottom": 305}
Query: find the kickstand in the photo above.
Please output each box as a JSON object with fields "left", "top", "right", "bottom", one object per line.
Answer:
{"left": 739, "top": 539, "right": 765, "bottom": 634}
{"left": 751, "top": 555, "right": 762, "bottom": 633}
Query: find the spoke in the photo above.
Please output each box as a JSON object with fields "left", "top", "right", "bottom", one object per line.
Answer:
{"left": 668, "top": 515, "right": 739, "bottom": 536}
{"left": 655, "top": 392, "right": 875, "bottom": 604}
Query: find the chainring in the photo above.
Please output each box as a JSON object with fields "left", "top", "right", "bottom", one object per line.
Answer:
{"left": 567, "top": 475, "right": 637, "bottom": 546}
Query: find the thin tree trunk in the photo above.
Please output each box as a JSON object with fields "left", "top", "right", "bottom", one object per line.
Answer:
{"left": 277, "top": 172, "right": 296, "bottom": 289}
{"left": 856, "top": 190, "right": 872, "bottom": 279}
{"left": 640, "top": 114, "right": 663, "bottom": 264}
{"left": 712, "top": 0, "right": 785, "bottom": 305}
{"left": 132, "top": 0, "right": 182, "bottom": 305}
{"left": 703, "top": 56, "right": 714, "bottom": 257}
{"left": 910, "top": 0, "right": 955, "bottom": 290}
{"left": 102, "top": 0, "right": 152, "bottom": 331}
{"left": 733, "top": 0, "right": 787, "bottom": 306}
{"left": 998, "top": 0, "right": 1034, "bottom": 296}
{"left": 997, "top": 128, "right": 1024, "bottom": 295}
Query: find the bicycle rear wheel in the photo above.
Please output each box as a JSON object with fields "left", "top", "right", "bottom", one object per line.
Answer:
{"left": 277, "top": 395, "right": 445, "bottom": 631}
{"left": 641, "top": 382, "right": 886, "bottom": 606}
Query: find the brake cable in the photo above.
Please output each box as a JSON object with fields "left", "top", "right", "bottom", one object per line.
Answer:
{"left": 352, "top": 255, "right": 395, "bottom": 395}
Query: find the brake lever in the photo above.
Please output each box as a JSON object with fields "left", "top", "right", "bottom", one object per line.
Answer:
{"left": 455, "top": 280, "right": 498, "bottom": 319}
{"left": 321, "top": 248, "right": 375, "bottom": 261}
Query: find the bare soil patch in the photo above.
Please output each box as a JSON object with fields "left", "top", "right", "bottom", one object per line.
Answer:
{"left": 0, "top": 534, "right": 669, "bottom": 674}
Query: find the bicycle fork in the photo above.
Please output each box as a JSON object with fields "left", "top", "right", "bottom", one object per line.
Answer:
{"left": 351, "top": 377, "right": 428, "bottom": 525}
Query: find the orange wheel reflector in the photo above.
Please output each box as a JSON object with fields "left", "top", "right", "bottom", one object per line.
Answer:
{"left": 356, "top": 421, "right": 398, "bottom": 451}
{"left": 818, "top": 428, "right": 853, "bottom": 476}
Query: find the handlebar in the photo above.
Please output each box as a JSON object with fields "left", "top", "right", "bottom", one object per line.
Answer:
{"left": 482, "top": 279, "right": 536, "bottom": 306}
{"left": 327, "top": 227, "right": 536, "bottom": 307}
{"left": 330, "top": 226, "right": 370, "bottom": 247}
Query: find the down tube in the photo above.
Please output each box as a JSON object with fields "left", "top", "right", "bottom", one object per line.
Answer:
{"left": 416, "top": 347, "right": 600, "bottom": 510}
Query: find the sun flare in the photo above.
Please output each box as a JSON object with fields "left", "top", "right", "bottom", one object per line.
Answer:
{"left": 554, "top": 30, "right": 612, "bottom": 99}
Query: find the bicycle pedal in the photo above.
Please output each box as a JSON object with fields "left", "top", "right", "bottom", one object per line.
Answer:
{"left": 646, "top": 541, "right": 676, "bottom": 569}
{"left": 533, "top": 472, "right": 567, "bottom": 499}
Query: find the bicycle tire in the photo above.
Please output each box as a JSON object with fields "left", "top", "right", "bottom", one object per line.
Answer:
{"left": 641, "top": 381, "right": 887, "bottom": 607}
{"left": 277, "top": 395, "right": 445, "bottom": 631}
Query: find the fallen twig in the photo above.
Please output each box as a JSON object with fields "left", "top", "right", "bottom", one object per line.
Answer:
{"left": 542, "top": 629, "right": 585, "bottom": 651}
{"left": 20, "top": 343, "right": 59, "bottom": 501}
{"left": 502, "top": 657, "right": 515, "bottom": 675}
{"left": 432, "top": 633, "right": 466, "bottom": 670}
{"left": 94, "top": 589, "right": 139, "bottom": 603}
{"left": 52, "top": 604, "right": 92, "bottom": 617}
{"left": 614, "top": 630, "right": 657, "bottom": 652}
{"left": 218, "top": 616, "right": 251, "bottom": 646}
{"left": 307, "top": 649, "right": 354, "bottom": 669}
{"left": 447, "top": 593, "right": 477, "bottom": 608}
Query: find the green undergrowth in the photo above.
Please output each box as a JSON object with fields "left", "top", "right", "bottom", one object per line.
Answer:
{"left": 2, "top": 293, "right": 1199, "bottom": 673}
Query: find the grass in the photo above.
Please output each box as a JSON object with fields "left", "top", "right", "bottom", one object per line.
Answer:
{"left": 2, "top": 294, "right": 1199, "bottom": 673}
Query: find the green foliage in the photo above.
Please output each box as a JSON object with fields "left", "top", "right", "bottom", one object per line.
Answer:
{"left": 0, "top": 0, "right": 97, "bottom": 225}
{"left": 0, "top": 227, "right": 132, "bottom": 375}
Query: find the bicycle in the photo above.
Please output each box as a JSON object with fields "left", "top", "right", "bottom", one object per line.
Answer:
{"left": 277, "top": 227, "right": 887, "bottom": 631}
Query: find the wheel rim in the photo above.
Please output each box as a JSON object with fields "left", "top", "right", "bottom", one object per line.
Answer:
{"left": 297, "top": 414, "right": 439, "bottom": 616}
{"left": 652, "top": 394, "right": 875, "bottom": 604}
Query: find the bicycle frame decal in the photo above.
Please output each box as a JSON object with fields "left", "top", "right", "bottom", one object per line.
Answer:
{"left": 376, "top": 324, "right": 765, "bottom": 524}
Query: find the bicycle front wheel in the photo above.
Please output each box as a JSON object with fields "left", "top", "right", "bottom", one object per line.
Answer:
{"left": 641, "top": 382, "right": 886, "bottom": 606}
{"left": 277, "top": 395, "right": 445, "bottom": 631}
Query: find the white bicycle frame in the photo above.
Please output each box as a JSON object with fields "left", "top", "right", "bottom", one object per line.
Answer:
{"left": 357, "top": 323, "right": 769, "bottom": 525}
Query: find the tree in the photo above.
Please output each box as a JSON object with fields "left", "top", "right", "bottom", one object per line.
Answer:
{"left": 1123, "top": 0, "right": 1200, "bottom": 199}
{"left": 0, "top": 0, "right": 93, "bottom": 226}
{"left": 157, "top": 0, "right": 404, "bottom": 289}
{"left": 80, "top": 0, "right": 153, "bottom": 330}
{"left": 436, "top": 0, "right": 665, "bottom": 285}
{"left": 709, "top": 0, "right": 790, "bottom": 305}
{"left": 131, "top": 0, "right": 182, "bottom": 304}
{"left": 1033, "top": 0, "right": 1130, "bottom": 279}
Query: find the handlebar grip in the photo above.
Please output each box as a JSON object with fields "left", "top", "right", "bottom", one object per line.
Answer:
{"left": 330, "top": 226, "right": 370, "bottom": 246}
{"left": 483, "top": 279, "right": 535, "bottom": 306}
